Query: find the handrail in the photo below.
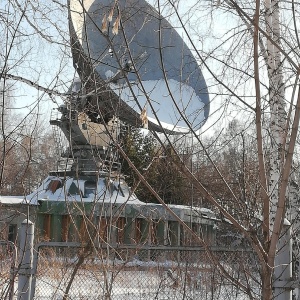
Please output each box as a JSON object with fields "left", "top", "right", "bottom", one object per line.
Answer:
{"left": 33, "top": 241, "right": 253, "bottom": 252}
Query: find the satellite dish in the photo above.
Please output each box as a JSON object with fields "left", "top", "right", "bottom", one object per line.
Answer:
{"left": 69, "top": 0, "right": 209, "bottom": 133}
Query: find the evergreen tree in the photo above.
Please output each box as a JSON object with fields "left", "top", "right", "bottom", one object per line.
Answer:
{"left": 120, "top": 127, "right": 188, "bottom": 204}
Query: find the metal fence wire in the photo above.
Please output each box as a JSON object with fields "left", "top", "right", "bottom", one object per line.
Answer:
{"left": 0, "top": 241, "right": 16, "bottom": 300}
{"left": 32, "top": 243, "right": 261, "bottom": 300}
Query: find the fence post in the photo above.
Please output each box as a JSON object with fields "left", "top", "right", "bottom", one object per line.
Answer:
{"left": 18, "top": 219, "right": 34, "bottom": 300}
{"left": 274, "top": 219, "right": 292, "bottom": 300}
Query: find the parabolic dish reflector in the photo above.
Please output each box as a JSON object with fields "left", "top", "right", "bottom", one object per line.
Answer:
{"left": 69, "top": 0, "right": 210, "bottom": 133}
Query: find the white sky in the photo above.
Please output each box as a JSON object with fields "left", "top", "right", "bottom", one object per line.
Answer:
{"left": 7, "top": 0, "right": 222, "bottom": 133}
{"left": 5, "top": 0, "right": 296, "bottom": 138}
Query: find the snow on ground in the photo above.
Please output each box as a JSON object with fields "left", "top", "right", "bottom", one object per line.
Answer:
{"left": 32, "top": 258, "right": 256, "bottom": 300}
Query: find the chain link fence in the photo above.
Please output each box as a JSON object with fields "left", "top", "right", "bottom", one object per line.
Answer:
{"left": 32, "top": 243, "right": 261, "bottom": 299}
{"left": 0, "top": 241, "right": 16, "bottom": 300}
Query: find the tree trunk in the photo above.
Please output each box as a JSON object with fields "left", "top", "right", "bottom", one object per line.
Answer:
{"left": 261, "top": 264, "right": 273, "bottom": 300}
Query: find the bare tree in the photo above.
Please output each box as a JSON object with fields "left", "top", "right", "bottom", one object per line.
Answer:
{"left": 2, "top": 0, "right": 300, "bottom": 299}
{"left": 163, "top": 0, "right": 300, "bottom": 298}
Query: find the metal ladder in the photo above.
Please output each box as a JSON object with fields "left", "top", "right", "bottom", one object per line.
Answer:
{"left": 50, "top": 109, "right": 63, "bottom": 159}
